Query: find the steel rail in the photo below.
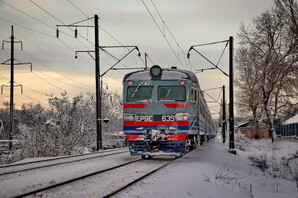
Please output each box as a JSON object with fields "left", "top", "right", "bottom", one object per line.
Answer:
{"left": 0, "top": 147, "right": 126, "bottom": 168}
{"left": 0, "top": 148, "right": 128, "bottom": 176}
{"left": 14, "top": 158, "right": 142, "bottom": 198}
{"left": 103, "top": 149, "right": 196, "bottom": 197}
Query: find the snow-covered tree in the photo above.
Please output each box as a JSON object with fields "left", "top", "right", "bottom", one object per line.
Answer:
{"left": 15, "top": 90, "right": 122, "bottom": 158}
{"left": 235, "top": 0, "right": 298, "bottom": 142}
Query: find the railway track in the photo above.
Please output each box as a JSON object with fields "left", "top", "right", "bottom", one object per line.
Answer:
{"left": 0, "top": 148, "right": 128, "bottom": 176}
{"left": 0, "top": 148, "right": 134, "bottom": 197}
{"left": 0, "top": 148, "right": 195, "bottom": 197}
{"left": 23, "top": 152, "right": 193, "bottom": 197}
{"left": 102, "top": 158, "right": 173, "bottom": 198}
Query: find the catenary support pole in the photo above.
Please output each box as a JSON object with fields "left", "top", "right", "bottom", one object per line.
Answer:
{"left": 94, "top": 15, "right": 102, "bottom": 151}
{"left": 9, "top": 26, "right": 14, "bottom": 149}
{"left": 222, "top": 85, "right": 226, "bottom": 143}
{"left": 228, "top": 36, "right": 236, "bottom": 154}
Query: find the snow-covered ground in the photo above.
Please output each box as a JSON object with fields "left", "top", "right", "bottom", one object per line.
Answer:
{"left": 115, "top": 135, "right": 298, "bottom": 198}
{"left": 1, "top": 135, "right": 297, "bottom": 197}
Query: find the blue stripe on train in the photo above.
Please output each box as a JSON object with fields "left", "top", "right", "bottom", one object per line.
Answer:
{"left": 125, "top": 132, "right": 188, "bottom": 135}
{"left": 123, "top": 126, "right": 190, "bottom": 130}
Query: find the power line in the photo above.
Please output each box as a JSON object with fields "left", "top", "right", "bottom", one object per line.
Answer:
{"left": 31, "top": 72, "right": 69, "bottom": 95}
{"left": 149, "top": 0, "right": 191, "bottom": 71}
{"left": 66, "top": 0, "right": 89, "bottom": 18}
{"left": 19, "top": 0, "right": 141, "bottom": 73}
{"left": 66, "top": 0, "right": 145, "bottom": 66}
{"left": 0, "top": 0, "right": 53, "bottom": 29}
{"left": 15, "top": 31, "right": 95, "bottom": 88}
{"left": 141, "top": 0, "right": 185, "bottom": 69}
{"left": 29, "top": 0, "right": 65, "bottom": 27}
{"left": 0, "top": 17, "right": 55, "bottom": 38}
{"left": 0, "top": 3, "right": 122, "bottom": 84}
{"left": 10, "top": 29, "right": 98, "bottom": 92}
{"left": 0, "top": 0, "right": 141, "bottom": 100}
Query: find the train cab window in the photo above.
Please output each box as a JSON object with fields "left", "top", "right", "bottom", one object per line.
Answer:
{"left": 127, "top": 86, "right": 153, "bottom": 101}
{"left": 158, "top": 86, "right": 185, "bottom": 101}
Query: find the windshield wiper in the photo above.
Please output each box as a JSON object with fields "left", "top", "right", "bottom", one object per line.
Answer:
{"left": 131, "top": 84, "right": 141, "bottom": 98}
{"left": 165, "top": 86, "right": 172, "bottom": 99}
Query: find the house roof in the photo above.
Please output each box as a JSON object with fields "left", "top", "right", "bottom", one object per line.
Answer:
{"left": 284, "top": 114, "right": 298, "bottom": 124}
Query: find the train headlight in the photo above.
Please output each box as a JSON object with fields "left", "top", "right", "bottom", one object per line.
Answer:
{"left": 123, "top": 114, "right": 135, "bottom": 122}
{"left": 175, "top": 113, "right": 190, "bottom": 121}
{"left": 150, "top": 65, "right": 162, "bottom": 78}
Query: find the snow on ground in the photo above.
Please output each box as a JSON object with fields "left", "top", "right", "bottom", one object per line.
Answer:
{"left": 1, "top": 135, "right": 297, "bottom": 197}
{"left": 115, "top": 136, "right": 298, "bottom": 198}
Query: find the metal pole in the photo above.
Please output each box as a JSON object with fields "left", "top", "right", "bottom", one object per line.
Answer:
{"left": 222, "top": 85, "right": 226, "bottom": 143}
{"left": 9, "top": 26, "right": 14, "bottom": 150}
{"left": 94, "top": 15, "right": 102, "bottom": 150}
{"left": 145, "top": 53, "right": 148, "bottom": 69}
{"left": 228, "top": 36, "right": 236, "bottom": 154}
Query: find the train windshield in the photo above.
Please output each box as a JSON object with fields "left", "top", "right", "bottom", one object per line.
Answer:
{"left": 127, "top": 86, "right": 153, "bottom": 101}
{"left": 159, "top": 86, "right": 186, "bottom": 101}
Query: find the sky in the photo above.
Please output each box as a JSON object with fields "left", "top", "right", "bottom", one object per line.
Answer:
{"left": 0, "top": 0, "right": 276, "bottom": 117}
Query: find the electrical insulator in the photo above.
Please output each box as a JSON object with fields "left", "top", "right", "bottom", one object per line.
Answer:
{"left": 56, "top": 28, "right": 59, "bottom": 38}
{"left": 75, "top": 27, "right": 78, "bottom": 38}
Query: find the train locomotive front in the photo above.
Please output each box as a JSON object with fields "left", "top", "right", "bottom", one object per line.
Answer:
{"left": 123, "top": 65, "right": 204, "bottom": 158}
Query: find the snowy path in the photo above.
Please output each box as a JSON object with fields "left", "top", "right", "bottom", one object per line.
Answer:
{"left": 114, "top": 137, "right": 298, "bottom": 198}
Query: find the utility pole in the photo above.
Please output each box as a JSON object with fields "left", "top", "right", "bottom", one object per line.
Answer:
{"left": 228, "top": 36, "right": 236, "bottom": 154}
{"left": 1, "top": 25, "right": 32, "bottom": 149}
{"left": 222, "top": 85, "right": 226, "bottom": 143}
{"left": 187, "top": 36, "right": 236, "bottom": 154}
{"left": 57, "top": 15, "right": 141, "bottom": 151}
{"left": 9, "top": 25, "right": 15, "bottom": 150}
{"left": 94, "top": 15, "right": 102, "bottom": 151}
{"left": 57, "top": 15, "right": 102, "bottom": 150}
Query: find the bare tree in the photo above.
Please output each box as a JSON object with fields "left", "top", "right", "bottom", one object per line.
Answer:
{"left": 235, "top": 46, "right": 263, "bottom": 123}
{"left": 236, "top": 1, "right": 298, "bottom": 142}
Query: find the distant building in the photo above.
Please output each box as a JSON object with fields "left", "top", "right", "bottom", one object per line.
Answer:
{"left": 283, "top": 114, "right": 298, "bottom": 125}
{"left": 236, "top": 120, "right": 269, "bottom": 139}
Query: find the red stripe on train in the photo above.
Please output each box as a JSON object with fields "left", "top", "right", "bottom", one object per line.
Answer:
{"left": 164, "top": 103, "right": 189, "bottom": 108}
{"left": 123, "top": 121, "right": 189, "bottom": 127}
{"left": 164, "top": 134, "right": 187, "bottom": 141}
{"left": 123, "top": 104, "right": 148, "bottom": 109}
{"left": 126, "top": 134, "right": 187, "bottom": 141}
{"left": 126, "top": 135, "right": 144, "bottom": 141}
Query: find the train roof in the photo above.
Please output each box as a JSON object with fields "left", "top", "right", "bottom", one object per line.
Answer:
{"left": 123, "top": 66, "right": 198, "bottom": 83}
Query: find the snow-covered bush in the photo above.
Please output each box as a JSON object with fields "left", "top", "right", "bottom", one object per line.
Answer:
{"left": 12, "top": 91, "right": 122, "bottom": 160}
{"left": 246, "top": 139, "right": 298, "bottom": 188}
{"left": 248, "top": 154, "right": 268, "bottom": 171}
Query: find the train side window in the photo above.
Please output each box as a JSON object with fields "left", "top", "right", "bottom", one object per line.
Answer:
{"left": 190, "top": 88, "right": 197, "bottom": 102}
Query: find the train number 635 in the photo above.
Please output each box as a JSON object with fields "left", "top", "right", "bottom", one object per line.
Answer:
{"left": 162, "top": 115, "right": 175, "bottom": 122}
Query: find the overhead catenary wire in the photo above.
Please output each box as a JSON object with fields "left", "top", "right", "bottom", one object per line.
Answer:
{"left": 29, "top": 0, "right": 136, "bottom": 70}
{"left": 31, "top": 72, "right": 72, "bottom": 95}
{"left": 0, "top": 7, "right": 124, "bottom": 91}
{"left": 3, "top": 0, "right": 140, "bottom": 75}
{"left": 0, "top": 0, "right": 144, "bottom": 109}
{"left": 15, "top": 31, "right": 95, "bottom": 88}
{"left": 66, "top": 0, "right": 145, "bottom": 65}
{"left": 149, "top": 0, "right": 191, "bottom": 71}
{"left": 204, "top": 91, "right": 221, "bottom": 105}
{"left": 141, "top": 0, "right": 186, "bottom": 70}
{"left": 0, "top": 2, "right": 121, "bottom": 90}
